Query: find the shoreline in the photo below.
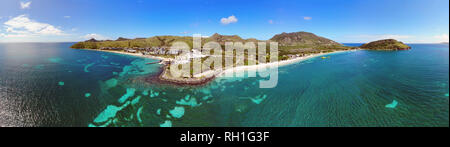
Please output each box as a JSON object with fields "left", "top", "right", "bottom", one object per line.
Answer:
{"left": 80, "top": 49, "right": 172, "bottom": 61}
{"left": 80, "top": 48, "right": 358, "bottom": 85}
{"left": 157, "top": 49, "right": 358, "bottom": 85}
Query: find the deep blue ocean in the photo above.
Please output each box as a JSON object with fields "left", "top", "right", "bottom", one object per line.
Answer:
{"left": 0, "top": 43, "right": 448, "bottom": 127}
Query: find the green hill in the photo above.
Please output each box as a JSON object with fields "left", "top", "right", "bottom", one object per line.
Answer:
{"left": 70, "top": 33, "right": 262, "bottom": 49}
{"left": 269, "top": 31, "right": 350, "bottom": 56}
{"left": 71, "top": 36, "right": 194, "bottom": 49}
{"left": 70, "top": 31, "right": 351, "bottom": 56}
{"left": 203, "top": 33, "right": 245, "bottom": 45}
{"left": 360, "top": 39, "right": 411, "bottom": 50}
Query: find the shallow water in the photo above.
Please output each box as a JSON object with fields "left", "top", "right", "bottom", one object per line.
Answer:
{"left": 0, "top": 43, "right": 448, "bottom": 127}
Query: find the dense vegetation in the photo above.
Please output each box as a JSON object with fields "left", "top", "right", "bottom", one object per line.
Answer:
{"left": 360, "top": 39, "right": 411, "bottom": 50}
{"left": 71, "top": 36, "right": 194, "bottom": 49}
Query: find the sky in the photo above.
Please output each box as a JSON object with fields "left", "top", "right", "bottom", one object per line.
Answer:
{"left": 0, "top": 0, "right": 448, "bottom": 43}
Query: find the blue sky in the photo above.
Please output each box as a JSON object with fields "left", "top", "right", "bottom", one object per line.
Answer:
{"left": 0, "top": 0, "right": 448, "bottom": 43}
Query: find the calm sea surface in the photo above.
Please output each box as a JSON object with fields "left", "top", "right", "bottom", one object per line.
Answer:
{"left": 0, "top": 43, "right": 448, "bottom": 127}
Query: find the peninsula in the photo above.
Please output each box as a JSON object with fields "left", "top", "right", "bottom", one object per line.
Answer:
{"left": 70, "top": 32, "right": 409, "bottom": 85}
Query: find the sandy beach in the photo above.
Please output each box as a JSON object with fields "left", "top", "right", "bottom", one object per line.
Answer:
{"left": 196, "top": 50, "right": 358, "bottom": 78}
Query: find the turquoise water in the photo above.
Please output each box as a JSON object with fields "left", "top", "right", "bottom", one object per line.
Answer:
{"left": 0, "top": 43, "right": 448, "bottom": 127}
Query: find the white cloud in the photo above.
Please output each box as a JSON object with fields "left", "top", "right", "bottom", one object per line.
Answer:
{"left": 1, "top": 15, "right": 65, "bottom": 38}
{"left": 220, "top": 15, "right": 238, "bottom": 25}
{"left": 433, "top": 34, "right": 449, "bottom": 43}
{"left": 303, "top": 17, "right": 312, "bottom": 20}
{"left": 20, "top": 1, "right": 32, "bottom": 9}
{"left": 82, "top": 34, "right": 110, "bottom": 40}
{"left": 64, "top": 16, "right": 71, "bottom": 19}
{"left": 268, "top": 20, "right": 274, "bottom": 24}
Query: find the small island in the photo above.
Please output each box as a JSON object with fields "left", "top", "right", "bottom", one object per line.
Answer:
{"left": 360, "top": 39, "right": 411, "bottom": 50}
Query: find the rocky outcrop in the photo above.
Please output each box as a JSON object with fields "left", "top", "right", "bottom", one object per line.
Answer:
{"left": 116, "top": 37, "right": 131, "bottom": 41}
